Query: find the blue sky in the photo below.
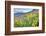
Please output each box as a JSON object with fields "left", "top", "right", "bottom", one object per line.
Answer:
{"left": 14, "top": 8, "right": 33, "bottom": 13}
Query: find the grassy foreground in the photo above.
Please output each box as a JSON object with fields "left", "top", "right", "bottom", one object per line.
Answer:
{"left": 14, "top": 13, "right": 39, "bottom": 27}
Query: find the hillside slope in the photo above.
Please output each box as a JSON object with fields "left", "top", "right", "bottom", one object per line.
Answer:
{"left": 14, "top": 9, "right": 39, "bottom": 27}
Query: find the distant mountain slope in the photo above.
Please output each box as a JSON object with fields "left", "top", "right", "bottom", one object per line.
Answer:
{"left": 14, "top": 9, "right": 39, "bottom": 16}
{"left": 14, "top": 11, "right": 38, "bottom": 21}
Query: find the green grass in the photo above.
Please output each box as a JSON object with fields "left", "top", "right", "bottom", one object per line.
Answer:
{"left": 14, "top": 13, "right": 39, "bottom": 27}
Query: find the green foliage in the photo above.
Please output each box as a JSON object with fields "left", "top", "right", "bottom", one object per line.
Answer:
{"left": 14, "top": 12, "right": 39, "bottom": 27}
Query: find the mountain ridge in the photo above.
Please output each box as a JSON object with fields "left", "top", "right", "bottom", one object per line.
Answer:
{"left": 14, "top": 9, "right": 39, "bottom": 16}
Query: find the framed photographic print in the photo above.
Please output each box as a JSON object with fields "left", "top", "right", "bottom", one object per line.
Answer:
{"left": 5, "top": 1, "right": 45, "bottom": 35}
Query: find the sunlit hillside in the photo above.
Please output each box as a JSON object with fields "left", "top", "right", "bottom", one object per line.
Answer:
{"left": 14, "top": 9, "right": 39, "bottom": 27}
